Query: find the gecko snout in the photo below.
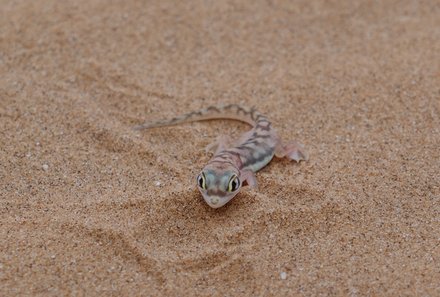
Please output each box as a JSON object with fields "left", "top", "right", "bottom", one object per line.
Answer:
{"left": 203, "top": 195, "right": 228, "bottom": 208}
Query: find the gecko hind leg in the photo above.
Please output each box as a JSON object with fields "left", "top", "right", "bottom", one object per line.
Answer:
{"left": 205, "top": 135, "right": 233, "bottom": 154}
{"left": 275, "top": 140, "right": 309, "bottom": 162}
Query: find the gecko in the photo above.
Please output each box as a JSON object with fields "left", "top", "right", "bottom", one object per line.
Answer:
{"left": 134, "top": 104, "right": 308, "bottom": 208}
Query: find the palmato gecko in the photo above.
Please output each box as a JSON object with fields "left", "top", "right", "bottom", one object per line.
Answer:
{"left": 135, "top": 104, "right": 308, "bottom": 208}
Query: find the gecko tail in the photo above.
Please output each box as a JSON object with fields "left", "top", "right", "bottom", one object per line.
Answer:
{"left": 133, "top": 117, "right": 187, "bottom": 130}
{"left": 133, "top": 104, "right": 266, "bottom": 130}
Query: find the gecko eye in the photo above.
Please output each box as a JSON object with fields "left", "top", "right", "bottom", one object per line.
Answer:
{"left": 197, "top": 173, "right": 207, "bottom": 190}
{"left": 227, "top": 175, "right": 240, "bottom": 192}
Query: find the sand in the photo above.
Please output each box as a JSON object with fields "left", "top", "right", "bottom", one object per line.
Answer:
{"left": 1, "top": 0, "right": 439, "bottom": 296}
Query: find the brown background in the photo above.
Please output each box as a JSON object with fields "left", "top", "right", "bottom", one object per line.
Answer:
{"left": 1, "top": 0, "right": 439, "bottom": 296}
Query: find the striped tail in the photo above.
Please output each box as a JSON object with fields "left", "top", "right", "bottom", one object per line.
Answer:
{"left": 133, "top": 104, "right": 268, "bottom": 130}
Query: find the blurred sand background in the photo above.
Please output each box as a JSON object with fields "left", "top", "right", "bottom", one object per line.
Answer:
{"left": 1, "top": 0, "right": 439, "bottom": 296}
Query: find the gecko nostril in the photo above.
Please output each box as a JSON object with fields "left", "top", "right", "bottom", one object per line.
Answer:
{"left": 210, "top": 197, "right": 219, "bottom": 205}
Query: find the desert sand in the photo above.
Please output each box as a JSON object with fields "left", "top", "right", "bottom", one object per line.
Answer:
{"left": 1, "top": 0, "right": 439, "bottom": 296}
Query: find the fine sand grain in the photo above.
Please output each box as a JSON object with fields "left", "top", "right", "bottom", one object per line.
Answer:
{"left": 1, "top": 1, "right": 439, "bottom": 296}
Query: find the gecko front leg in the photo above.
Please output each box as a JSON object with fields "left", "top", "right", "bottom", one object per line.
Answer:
{"left": 275, "top": 140, "right": 308, "bottom": 162}
{"left": 205, "top": 135, "right": 233, "bottom": 154}
{"left": 240, "top": 170, "right": 258, "bottom": 188}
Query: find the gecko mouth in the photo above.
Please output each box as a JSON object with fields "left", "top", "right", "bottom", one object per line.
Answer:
{"left": 203, "top": 196, "right": 227, "bottom": 208}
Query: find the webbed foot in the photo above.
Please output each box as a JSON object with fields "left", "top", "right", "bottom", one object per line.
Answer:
{"left": 275, "top": 140, "right": 308, "bottom": 162}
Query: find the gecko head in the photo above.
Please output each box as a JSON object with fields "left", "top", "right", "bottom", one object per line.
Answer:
{"left": 196, "top": 167, "right": 242, "bottom": 208}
